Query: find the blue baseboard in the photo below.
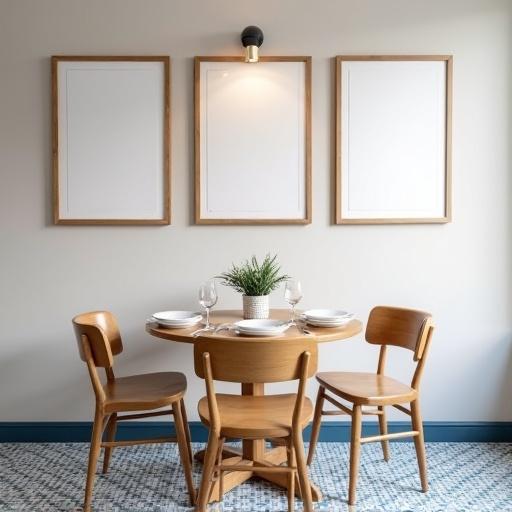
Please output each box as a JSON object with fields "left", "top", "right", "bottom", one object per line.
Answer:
{"left": 1, "top": 421, "right": 511, "bottom": 443}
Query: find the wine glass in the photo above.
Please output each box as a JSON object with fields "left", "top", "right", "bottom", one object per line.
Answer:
{"left": 284, "top": 279, "right": 302, "bottom": 325}
{"left": 199, "top": 280, "right": 218, "bottom": 331}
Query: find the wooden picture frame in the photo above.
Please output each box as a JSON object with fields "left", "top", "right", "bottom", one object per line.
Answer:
{"left": 195, "top": 56, "right": 312, "bottom": 225}
{"left": 52, "top": 56, "right": 171, "bottom": 225}
{"left": 335, "top": 55, "right": 452, "bottom": 224}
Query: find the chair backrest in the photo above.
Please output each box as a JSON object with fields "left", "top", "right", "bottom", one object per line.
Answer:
{"left": 366, "top": 306, "right": 433, "bottom": 361}
{"left": 194, "top": 338, "right": 318, "bottom": 383}
{"left": 72, "top": 311, "right": 123, "bottom": 368}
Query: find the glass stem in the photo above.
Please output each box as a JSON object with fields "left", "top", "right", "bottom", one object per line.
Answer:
{"left": 205, "top": 307, "right": 210, "bottom": 329}
{"left": 291, "top": 304, "right": 296, "bottom": 325}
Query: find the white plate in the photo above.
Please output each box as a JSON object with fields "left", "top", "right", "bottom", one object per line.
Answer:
{"left": 154, "top": 317, "right": 202, "bottom": 326}
{"left": 304, "top": 317, "right": 352, "bottom": 328}
{"left": 303, "top": 309, "right": 353, "bottom": 321}
{"left": 152, "top": 310, "right": 202, "bottom": 321}
{"left": 301, "top": 316, "right": 353, "bottom": 324}
{"left": 235, "top": 329, "right": 285, "bottom": 337}
{"left": 152, "top": 311, "right": 202, "bottom": 329}
{"left": 155, "top": 319, "right": 202, "bottom": 329}
{"left": 235, "top": 320, "right": 290, "bottom": 336}
{"left": 235, "top": 319, "right": 290, "bottom": 333}
{"left": 152, "top": 311, "right": 202, "bottom": 323}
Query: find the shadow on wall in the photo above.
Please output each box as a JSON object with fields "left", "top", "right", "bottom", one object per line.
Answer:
{"left": 0, "top": 344, "right": 94, "bottom": 418}
{"left": 0, "top": 326, "right": 193, "bottom": 420}
{"left": 508, "top": 2, "right": 512, "bottom": 423}
{"left": 505, "top": 17, "right": 512, "bottom": 423}
{"left": 498, "top": 339, "right": 512, "bottom": 420}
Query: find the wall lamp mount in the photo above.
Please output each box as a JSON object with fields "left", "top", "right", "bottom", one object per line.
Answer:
{"left": 241, "top": 25, "right": 264, "bottom": 63}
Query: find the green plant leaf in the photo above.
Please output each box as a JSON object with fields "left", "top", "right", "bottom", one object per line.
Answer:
{"left": 216, "top": 254, "right": 290, "bottom": 296}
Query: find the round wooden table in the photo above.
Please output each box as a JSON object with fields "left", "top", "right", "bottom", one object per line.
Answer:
{"left": 146, "top": 309, "right": 362, "bottom": 504}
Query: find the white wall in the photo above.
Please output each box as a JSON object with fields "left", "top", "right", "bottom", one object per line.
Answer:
{"left": 0, "top": 0, "right": 511, "bottom": 422}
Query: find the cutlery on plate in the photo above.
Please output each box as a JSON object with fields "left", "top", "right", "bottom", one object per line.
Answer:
{"left": 191, "top": 327, "right": 209, "bottom": 337}
{"left": 214, "top": 323, "right": 233, "bottom": 333}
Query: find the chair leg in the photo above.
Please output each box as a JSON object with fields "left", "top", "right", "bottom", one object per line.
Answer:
{"left": 218, "top": 440, "right": 225, "bottom": 502}
{"left": 102, "top": 413, "right": 117, "bottom": 474}
{"left": 411, "top": 399, "right": 428, "bottom": 492}
{"left": 377, "top": 406, "right": 390, "bottom": 462}
{"left": 172, "top": 401, "right": 197, "bottom": 505}
{"left": 307, "top": 386, "right": 325, "bottom": 466}
{"left": 84, "top": 407, "right": 104, "bottom": 512}
{"left": 286, "top": 436, "right": 295, "bottom": 512}
{"left": 209, "top": 437, "right": 225, "bottom": 503}
{"left": 348, "top": 404, "right": 362, "bottom": 506}
{"left": 292, "top": 428, "right": 313, "bottom": 512}
{"left": 180, "top": 398, "right": 194, "bottom": 464}
{"left": 195, "top": 433, "right": 219, "bottom": 512}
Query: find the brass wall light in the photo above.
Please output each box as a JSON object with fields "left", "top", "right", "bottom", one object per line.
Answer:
{"left": 241, "top": 26, "right": 264, "bottom": 63}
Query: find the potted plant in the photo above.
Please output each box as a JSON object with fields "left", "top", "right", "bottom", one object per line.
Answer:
{"left": 217, "top": 254, "right": 289, "bottom": 319}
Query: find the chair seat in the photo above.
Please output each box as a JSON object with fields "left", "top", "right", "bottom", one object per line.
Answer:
{"left": 198, "top": 393, "right": 314, "bottom": 439}
{"left": 104, "top": 372, "right": 187, "bottom": 412}
{"left": 317, "top": 371, "right": 417, "bottom": 406}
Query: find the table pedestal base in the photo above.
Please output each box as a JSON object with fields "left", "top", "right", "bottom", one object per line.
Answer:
{"left": 194, "top": 444, "right": 322, "bottom": 504}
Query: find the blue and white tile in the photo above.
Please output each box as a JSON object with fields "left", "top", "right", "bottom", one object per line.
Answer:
{"left": 1, "top": 442, "right": 511, "bottom": 511}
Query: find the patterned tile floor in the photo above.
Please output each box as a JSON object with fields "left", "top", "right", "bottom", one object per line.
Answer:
{"left": 0, "top": 442, "right": 511, "bottom": 511}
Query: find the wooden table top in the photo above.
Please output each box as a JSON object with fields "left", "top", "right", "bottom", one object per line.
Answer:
{"left": 146, "top": 308, "right": 363, "bottom": 344}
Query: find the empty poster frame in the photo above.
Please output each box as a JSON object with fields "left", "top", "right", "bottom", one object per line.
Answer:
{"left": 195, "top": 56, "right": 312, "bottom": 224}
{"left": 335, "top": 55, "right": 452, "bottom": 224}
{"left": 52, "top": 56, "right": 170, "bottom": 225}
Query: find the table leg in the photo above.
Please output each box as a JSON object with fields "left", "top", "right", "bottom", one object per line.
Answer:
{"left": 206, "top": 455, "right": 254, "bottom": 501}
{"left": 252, "top": 446, "right": 323, "bottom": 502}
{"left": 241, "top": 383, "right": 266, "bottom": 460}
{"left": 194, "top": 446, "right": 242, "bottom": 463}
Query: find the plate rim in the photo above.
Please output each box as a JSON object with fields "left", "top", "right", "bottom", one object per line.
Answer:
{"left": 152, "top": 310, "right": 202, "bottom": 321}
{"left": 305, "top": 318, "right": 352, "bottom": 327}
{"left": 302, "top": 309, "right": 352, "bottom": 320}
{"left": 234, "top": 319, "right": 289, "bottom": 331}
{"left": 235, "top": 329, "right": 284, "bottom": 337}
{"left": 156, "top": 319, "right": 202, "bottom": 328}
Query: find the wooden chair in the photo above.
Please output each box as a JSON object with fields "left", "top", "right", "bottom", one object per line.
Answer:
{"left": 73, "top": 311, "right": 196, "bottom": 512}
{"left": 307, "top": 306, "right": 434, "bottom": 505}
{"left": 193, "top": 338, "right": 318, "bottom": 512}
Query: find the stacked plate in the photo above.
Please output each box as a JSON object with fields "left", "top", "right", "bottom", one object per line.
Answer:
{"left": 152, "top": 311, "right": 203, "bottom": 328}
{"left": 234, "top": 319, "right": 290, "bottom": 337}
{"left": 302, "top": 309, "right": 354, "bottom": 328}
